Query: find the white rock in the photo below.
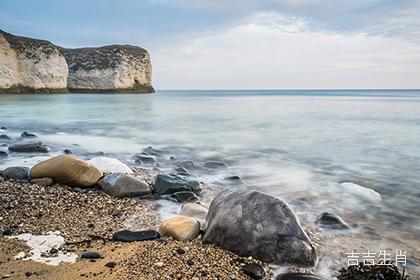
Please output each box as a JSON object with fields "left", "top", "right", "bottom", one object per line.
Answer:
{"left": 88, "top": 157, "right": 133, "bottom": 174}
{"left": 179, "top": 203, "right": 208, "bottom": 220}
{"left": 339, "top": 182, "right": 382, "bottom": 202}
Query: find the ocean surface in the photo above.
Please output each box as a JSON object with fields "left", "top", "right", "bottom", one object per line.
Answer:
{"left": 1, "top": 90, "right": 419, "bottom": 275}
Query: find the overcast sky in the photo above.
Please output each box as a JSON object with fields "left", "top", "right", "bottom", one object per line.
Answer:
{"left": 1, "top": 0, "right": 420, "bottom": 89}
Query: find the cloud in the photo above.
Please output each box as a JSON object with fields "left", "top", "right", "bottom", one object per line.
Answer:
{"left": 152, "top": 12, "right": 420, "bottom": 89}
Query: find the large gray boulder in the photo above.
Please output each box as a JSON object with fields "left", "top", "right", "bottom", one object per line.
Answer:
{"left": 99, "top": 173, "right": 152, "bottom": 198}
{"left": 202, "top": 190, "right": 316, "bottom": 266}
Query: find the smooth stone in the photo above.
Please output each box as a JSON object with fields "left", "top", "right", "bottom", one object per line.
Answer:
{"left": 179, "top": 203, "right": 208, "bottom": 219}
{"left": 99, "top": 173, "right": 152, "bottom": 197}
{"left": 0, "top": 151, "right": 8, "bottom": 157}
{"left": 242, "top": 263, "right": 266, "bottom": 280}
{"left": 112, "top": 230, "right": 160, "bottom": 242}
{"left": 315, "top": 212, "right": 351, "bottom": 230}
{"left": 154, "top": 173, "right": 201, "bottom": 195}
{"left": 175, "top": 167, "right": 189, "bottom": 173}
{"left": 204, "top": 161, "right": 228, "bottom": 169}
{"left": 134, "top": 154, "right": 156, "bottom": 165}
{"left": 81, "top": 251, "right": 101, "bottom": 259}
{"left": 20, "top": 131, "right": 37, "bottom": 138}
{"left": 105, "top": 261, "right": 117, "bottom": 268}
{"left": 8, "top": 142, "right": 49, "bottom": 153}
{"left": 276, "top": 273, "right": 327, "bottom": 280}
{"left": 30, "top": 155, "right": 103, "bottom": 187}
{"left": 0, "top": 135, "right": 11, "bottom": 140}
{"left": 88, "top": 157, "right": 133, "bottom": 174}
{"left": 30, "top": 177, "right": 54, "bottom": 186}
{"left": 143, "top": 146, "right": 163, "bottom": 156}
{"left": 224, "top": 175, "right": 243, "bottom": 184}
{"left": 159, "top": 215, "right": 200, "bottom": 241}
{"left": 63, "top": 149, "right": 72, "bottom": 154}
{"left": 170, "top": 191, "right": 198, "bottom": 203}
{"left": 202, "top": 190, "right": 316, "bottom": 266}
{"left": 1, "top": 166, "right": 30, "bottom": 181}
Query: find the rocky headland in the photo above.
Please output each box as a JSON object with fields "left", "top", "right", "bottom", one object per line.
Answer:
{"left": 0, "top": 30, "right": 154, "bottom": 93}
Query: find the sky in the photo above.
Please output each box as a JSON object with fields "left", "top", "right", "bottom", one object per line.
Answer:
{"left": 1, "top": 0, "right": 420, "bottom": 90}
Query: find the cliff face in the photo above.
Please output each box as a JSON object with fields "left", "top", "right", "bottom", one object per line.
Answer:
{"left": 61, "top": 45, "right": 153, "bottom": 92}
{"left": 0, "top": 30, "right": 154, "bottom": 93}
{"left": 0, "top": 30, "right": 68, "bottom": 92}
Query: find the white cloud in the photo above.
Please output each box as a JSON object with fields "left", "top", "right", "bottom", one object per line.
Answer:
{"left": 152, "top": 12, "right": 420, "bottom": 89}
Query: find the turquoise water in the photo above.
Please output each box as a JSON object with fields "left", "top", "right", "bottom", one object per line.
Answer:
{"left": 1, "top": 90, "right": 420, "bottom": 269}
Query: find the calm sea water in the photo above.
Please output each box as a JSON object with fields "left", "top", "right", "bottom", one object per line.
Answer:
{"left": 1, "top": 90, "right": 419, "bottom": 273}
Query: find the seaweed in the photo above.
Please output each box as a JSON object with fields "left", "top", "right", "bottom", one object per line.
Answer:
{"left": 338, "top": 261, "right": 409, "bottom": 280}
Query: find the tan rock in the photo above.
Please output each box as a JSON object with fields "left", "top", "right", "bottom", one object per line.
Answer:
{"left": 179, "top": 203, "right": 208, "bottom": 219}
{"left": 30, "top": 177, "right": 54, "bottom": 186}
{"left": 158, "top": 215, "right": 200, "bottom": 241}
{"left": 30, "top": 155, "right": 103, "bottom": 187}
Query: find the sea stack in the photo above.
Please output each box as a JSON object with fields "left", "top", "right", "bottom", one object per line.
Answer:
{"left": 0, "top": 29, "right": 154, "bottom": 93}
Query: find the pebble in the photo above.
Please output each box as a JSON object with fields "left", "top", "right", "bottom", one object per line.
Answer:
{"left": 112, "top": 229, "right": 160, "bottom": 242}
{"left": 105, "top": 261, "right": 117, "bottom": 269}
{"left": 81, "top": 251, "right": 102, "bottom": 259}
{"left": 154, "top": 261, "right": 164, "bottom": 268}
{"left": 241, "top": 263, "right": 266, "bottom": 279}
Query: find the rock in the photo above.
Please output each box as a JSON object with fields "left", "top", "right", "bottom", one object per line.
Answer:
{"left": 224, "top": 175, "right": 243, "bottom": 184}
{"left": 179, "top": 203, "right": 208, "bottom": 220}
{"left": 49, "top": 248, "right": 58, "bottom": 254}
{"left": 105, "top": 261, "right": 117, "bottom": 269}
{"left": 178, "top": 160, "right": 194, "bottom": 169}
{"left": 2, "top": 228, "right": 13, "bottom": 236}
{"left": 315, "top": 212, "right": 351, "bottom": 230}
{"left": 8, "top": 142, "right": 49, "bottom": 153}
{"left": 30, "top": 155, "right": 103, "bottom": 187}
{"left": 30, "top": 177, "right": 54, "bottom": 186}
{"left": 63, "top": 149, "right": 72, "bottom": 154}
{"left": 170, "top": 191, "right": 198, "bottom": 203}
{"left": 0, "top": 151, "right": 8, "bottom": 157}
{"left": 0, "top": 127, "right": 6, "bottom": 130}
{"left": 176, "top": 247, "right": 187, "bottom": 254}
{"left": 81, "top": 251, "right": 101, "bottom": 259}
{"left": 154, "top": 261, "right": 164, "bottom": 268}
{"left": 112, "top": 230, "right": 160, "bottom": 242}
{"left": 154, "top": 173, "right": 201, "bottom": 195}
{"left": 0, "top": 135, "right": 11, "bottom": 140}
{"left": 98, "top": 173, "right": 152, "bottom": 197}
{"left": 0, "top": 30, "right": 68, "bottom": 93}
{"left": 202, "top": 190, "right": 316, "bottom": 266}
{"left": 1, "top": 166, "right": 30, "bottom": 181}
{"left": 111, "top": 210, "right": 124, "bottom": 217}
{"left": 88, "top": 157, "right": 133, "bottom": 174}
{"left": 20, "top": 131, "right": 36, "bottom": 138}
{"left": 204, "top": 161, "right": 228, "bottom": 169}
{"left": 339, "top": 182, "right": 382, "bottom": 202}
{"left": 276, "top": 273, "right": 327, "bottom": 280}
{"left": 134, "top": 154, "right": 156, "bottom": 165}
{"left": 159, "top": 215, "right": 200, "bottom": 241}
{"left": 242, "top": 263, "right": 266, "bottom": 280}
{"left": 143, "top": 146, "right": 162, "bottom": 156}
{"left": 175, "top": 167, "right": 189, "bottom": 173}
{"left": 186, "top": 259, "right": 194, "bottom": 266}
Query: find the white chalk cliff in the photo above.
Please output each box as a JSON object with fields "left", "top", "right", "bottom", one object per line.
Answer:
{"left": 0, "top": 30, "right": 154, "bottom": 93}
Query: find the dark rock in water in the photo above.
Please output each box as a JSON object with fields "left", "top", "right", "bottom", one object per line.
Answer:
{"left": 242, "top": 263, "right": 266, "bottom": 280}
{"left": 276, "top": 273, "right": 326, "bottom": 280}
{"left": 0, "top": 151, "right": 8, "bottom": 157}
{"left": 224, "top": 175, "right": 244, "bottom": 184}
{"left": 85, "top": 151, "right": 105, "bottom": 157}
{"left": 105, "top": 261, "right": 117, "bottom": 269}
{"left": 20, "top": 131, "right": 37, "bottom": 138}
{"left": 63, "top": 149, "right": 72, "bottom": 154}
{"left": 1, "top": 166, "right": 30, "bottom": 181}
{"left": 2, "top": 228, "right": 14, "bottom": 236}
{"left": 175, "top": 167, "right": 189, "bottom": 174}
{"left": 134, "top": 153, "right": 156, "bottom": 165}
{"left": 154, "top": 173, "right": 201, "bottom": 195}
{"left": 112, "top": 230, "right": 160, "bottom": 242}
{"left": 202, "top": 190, "right": 316, "bottom": 266}
{"left": 8, "top": 142, "right": 49, "bottom": 153}
{"left": 204, "top": 161, "right": 228, "bottom": 169}
{"left": 178, "top": 160, "right": 194, "bottom": 169}
{"left": 99, "top": 173, "right": 152, "bottom": 198}
{"left": 170, "top": 191, "right": 198, "bottom": 203}
{"left": 143, "top": 146, "right": 163, "bottom": 156}
{"left": 0, "top": 127, "right": 6, "bottom": 130}
{"left": 315, "top": 212, "right": 351, "bottom": 230}
{"left": 0, "top": 134, "right": 11, "bottom": 140}
{"left": 81, "top": 251, "right": 101, "bottom": 259}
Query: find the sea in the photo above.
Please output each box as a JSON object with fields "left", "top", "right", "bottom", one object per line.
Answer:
{"left": 1, "top": 89, "right": 419, "bottom": 277}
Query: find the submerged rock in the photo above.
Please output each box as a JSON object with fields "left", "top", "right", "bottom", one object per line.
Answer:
{"left": 315, "top": 212, "right": 351, "bottom": 230}
{"left": 8, "top": 142, "right": 49, "bottom": 153}
{"left": 20, "top": 131, "right": 37, "bottom": 138}
{"left": 159, "top": 215, "right": 200, "bottom": 241}
{"left": 242, "top": 263, "right": 266, "bottom": 280}
{"left": 170, "top": 191, "right": 198, "bottom": 203}
{"left": 0, "top": 135, "right": 11, "bottom": 140}
{"left": 112, "top": 230, "right": 160, "bottom": 242}
{"left": 98, "top": 173, "right": 151, "bottom": 197}
{"left": 276, "top": 273, "right": 327, "bottom": 280}
{"left": 142, "top": 146, "right": 163, "bottom": 156}
{"left": 0, "top": 151, "right": 8, "bottom": 157}
{"left": 154, "top": 173, "right": 201, "bottom": 195}
{"left": 88, "top": 157, "right": 133, "bottom": 174}
{"left": 179, "top": 203, "right": 208, "bottom": 220}
{"left": 202, "top": 190, "right": 316, "bottom": 266}
{"left": 1, "top": 166, "right": 30, "bottom": 181}
{"left": 134, "top": 153, "right": 156, "bottom": 165}
{"left": 204, "top": 161, "right": 228, "bottom": 169}
{"left": 30, "top": 155, "right": 103, "bottom": 187}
